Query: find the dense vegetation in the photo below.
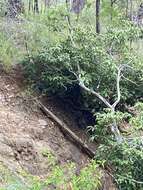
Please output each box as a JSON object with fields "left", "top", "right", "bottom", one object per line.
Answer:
{"left": 0, "top": 0, "right": 143, "bottom": 189}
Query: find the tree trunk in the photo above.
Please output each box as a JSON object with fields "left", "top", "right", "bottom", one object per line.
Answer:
{"left": 96, "top": 0, "right": 100, "bottom": 34}
{"left": 110, "top": 0, "right": 114, "bottom": 21}
{"left": 7, "top": 0, "right": 23, "bottom": 17}
{"left": 71, "top": 0, "right": 85, "bottom": 14}
{"left": 126, "top": 0, "right": 129, "bottom": 18}
{"left": 129, "top": 0, "right": 133, "bottom": 20}
{"left": 28, "top": 0, "right": 32, "bottom": 12}
{"left": 111, "top": 109, "right": 123, "bottom": 143}
{"left": 34, "top": 0, "right": 39, "bottom": 13}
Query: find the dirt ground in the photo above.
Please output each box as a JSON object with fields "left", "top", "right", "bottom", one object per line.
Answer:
{"left": 0, "top": 66, "right": 92, "bottom": 176}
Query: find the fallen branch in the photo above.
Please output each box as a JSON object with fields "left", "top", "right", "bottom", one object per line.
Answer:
{"left": 37, "top": 100, "right": 95, "bottom": 158}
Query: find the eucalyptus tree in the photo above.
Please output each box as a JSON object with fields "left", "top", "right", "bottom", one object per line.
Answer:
{"left": 96, "top": 0, "right": 100, "bottom": 33}
{"left": 7, "top": 0, "right": 23, "bottom": 17}
{"left": 71, "top": 0, "right": 85, "bottom": 14}
{"left": 34, "top": 0, "right": 39, "bottom": 13}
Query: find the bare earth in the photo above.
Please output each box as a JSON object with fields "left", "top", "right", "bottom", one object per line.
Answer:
{"left": 0, "top": 67, "right": 90, "bottom": 177}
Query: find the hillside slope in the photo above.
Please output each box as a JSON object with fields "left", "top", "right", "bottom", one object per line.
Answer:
{"left": 0, "top": 66, "right": 116, "bottom": 190}
{"left": 0, "top": 66, "right": 91, "bottom": 173}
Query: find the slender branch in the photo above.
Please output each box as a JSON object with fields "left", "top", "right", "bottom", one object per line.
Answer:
{"left": 79, "top": 80, "right": 113, "bottom": 109}
{"left": 122, "top": 75, "right": 139, "bottom": 86}
{"left": 112, "top": 66, "right": 122, "bottom": 109}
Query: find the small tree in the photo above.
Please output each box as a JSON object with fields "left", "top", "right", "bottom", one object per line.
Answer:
{"left": 22, "top": 19, "right": 142, "bottom": 143}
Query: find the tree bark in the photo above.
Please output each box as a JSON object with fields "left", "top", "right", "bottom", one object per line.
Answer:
{"left": 71, "top": 0, "right": 85, "bottom": 14}
{"left": 7, "top": 0, "right": 23, "bottom": 17}
{"left": 34, "top": 0, "right": 39, "bottom": 13}
{"left": 129, "top": 0, "right": 133, "bottom": 21}
{"left": 28, "top": 0, "right": 32, "bottom": 12}
{"left": 126, "top": 0, "right": 129, "bottom": 18}
{"left": 95, "top": 0, "right": 100, "bottom": 34}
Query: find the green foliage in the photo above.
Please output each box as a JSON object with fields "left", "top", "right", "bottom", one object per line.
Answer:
{"left": 0, "top": 4, "right": 69, "bottom": 68}
{"left": 130, "top": 102, "right": 143, "bottom": 130}
{"left": 0, "top": 164, "right": 27, "bottom": 190}
{"left": 71, "top": 160, "right": 101, "bottom": 190}
{"left": 96, "top": 140, "right": 143, "bottom": 190}
{"left": 88, "top": 102, "right": 143, "bottom": 190}
{"left": 22, "top": 21, "right": 142, "bottom": 106}
{"left": 88, "top": 109, "right": 131, "bottom": 142}
{"left": 0, "top": 2, "right": 143, "bottom": 190}
{"left": 0, "top": 31, "right": 17, "bottom": 67}
{"left": 45, "top": 160, "right": 101, "bottom": 190}
{"left": 0, "top": 158, "right": 101, "bottom": 190}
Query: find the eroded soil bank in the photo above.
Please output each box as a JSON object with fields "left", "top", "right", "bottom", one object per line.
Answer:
{"left": 0, "top": 66, "right": 116, "bottom": 189}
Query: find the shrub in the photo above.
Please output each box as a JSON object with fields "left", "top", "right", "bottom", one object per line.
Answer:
{"left": 22, "top": 23, "right": 142, "bottom": 108}
{"left": 0, "top": 159, "right": 102, "bottom": 190}
{"left": 88, "top": 109, "right": 131, "bottom": 143}
{"left": 96, "top": 140, "right": 143, "bottom": 190}
{"left": 129, "top": 102, "right": 143, "bottom": 131}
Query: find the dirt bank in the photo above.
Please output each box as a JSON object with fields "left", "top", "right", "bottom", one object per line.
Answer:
{"left": 0, "top": 66, "right": 116, "bottom": 189}
{"left": 0, "top": 67, "right": 91, "bottom": 175}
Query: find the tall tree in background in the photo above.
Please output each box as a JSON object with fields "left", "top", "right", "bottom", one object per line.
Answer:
{"left": 125, "top": 0, "right": 129, "bottom": 17}
{"left": 7, "top": 0, "right": 23, "bottom": 17}
{"left": 110, "top": 0, "right": 114, "bottom": 20}
{"left": 129, "top": 0, "right": 133, "bottom": 20}
{"left": 96, "top": 0, "right": 100, "bottom": 33}
{"left": 137, "top": 2, "right": 143, "bottom": 25}
{"left": 34, "top": 0, "right": 39, "bottom": 13}
{"left": 44, "top": 0, "right": 51, "bottom": 7}
{"left": 28, "top": 0, "right": 33, "bottom": 12}
{"left": 71, "top": 0, "right": 85, "bottom": 14}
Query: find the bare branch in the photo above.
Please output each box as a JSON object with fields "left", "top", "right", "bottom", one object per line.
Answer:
{"left": 112, "top": 64, "right": 134, "bottom": 109}
{"left": 112, "top": 66, "right": 122, "bottom": 109}
{"left": 79, "top": 80, "right": 113, "bottom": 109}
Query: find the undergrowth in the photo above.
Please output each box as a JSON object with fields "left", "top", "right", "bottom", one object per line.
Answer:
{"left": 0, "top": 152, "right": 102, "bottom": 190}
{"left": 92, "top": 102, "right": 143, "bottom": 190}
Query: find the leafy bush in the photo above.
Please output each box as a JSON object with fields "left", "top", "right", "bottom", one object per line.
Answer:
{"left": 88, "top": 109, "right": 131, "bottom": 143}
{"left": 22, "top": 21, "right": 142, "bottom": 107}
{"left": 130, "top": 102, "right": 143, "bottom": 130}
{"left": 45, "top": 160, "right": 101, "bottom": 190}
{"left": 96, "top": 140, "right": 143, "bottom": 190}
{"left": 91, "top": 102, "right": 143, "bottom": 190}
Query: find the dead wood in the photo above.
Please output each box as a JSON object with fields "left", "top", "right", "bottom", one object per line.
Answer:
{"left": 37, "top": 100, "right": 95, "bottom": 158}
